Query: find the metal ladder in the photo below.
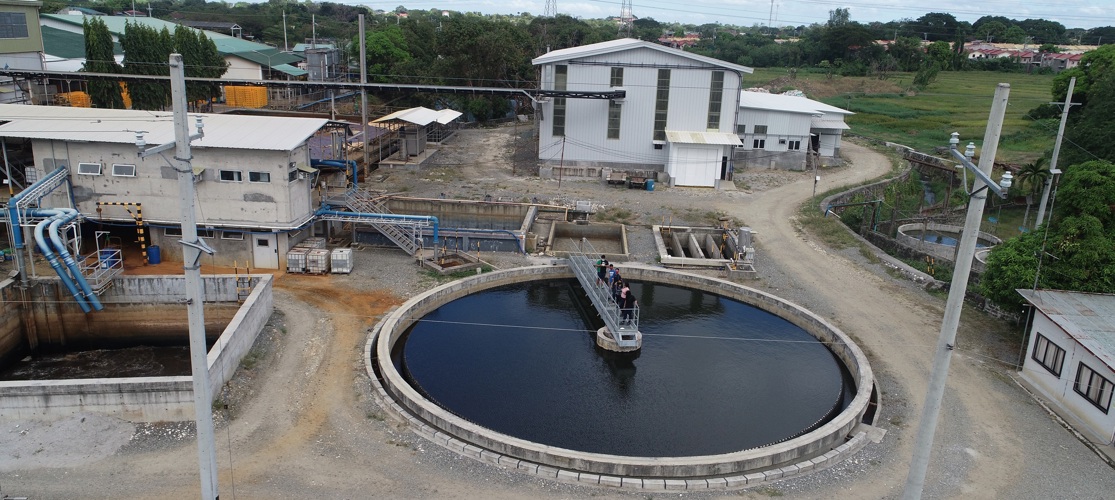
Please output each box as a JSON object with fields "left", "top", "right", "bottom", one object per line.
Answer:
{"left": 568, "top": 238, "right": 640, "bottom": 348}
{"left": 344, "top": 188, "right": 420, "bottom": 255}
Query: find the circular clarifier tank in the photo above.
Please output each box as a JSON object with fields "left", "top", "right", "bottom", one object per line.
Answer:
{"left": 369, "top": 265, "right": 874, "bottom": 482}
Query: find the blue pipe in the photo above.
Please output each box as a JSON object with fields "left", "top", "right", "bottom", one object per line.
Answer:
{"left": 312, "top": 159, "right": 359, "bottom": 189}
{"left": 32, "top": 210, "right": 90, "bottom": 313}
{"left": 49, "top": 209, "right": 103, "bottom": 311}
{"left": 315, "top": 208, "right": 439, "bottom": 244}
{"left": 7, "top": 166, "right": 68, "bottom": 250}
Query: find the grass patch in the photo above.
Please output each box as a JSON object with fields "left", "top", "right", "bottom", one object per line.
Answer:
{"left": 750, "top": 69, "right": 1056, "bottom": 164}
{"left": 593, "top": 206, "right": 638, "bottom": 225}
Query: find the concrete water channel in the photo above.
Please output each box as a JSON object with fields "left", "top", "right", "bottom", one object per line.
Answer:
{"left": 368, "top": 264, "right": 877, "bottom": 489}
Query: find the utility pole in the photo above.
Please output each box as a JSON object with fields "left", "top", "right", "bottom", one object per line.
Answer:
{"left": 283, "top": 11, "right": 289, "bottom": 52}
{"left": 359, "top": 14, "right": 369, "bottom": 176}
{"left": 902, "top": 83, "right": 1011, "bottom": 500}
{"left": 1035, "top": 76, "right": 1077, "bottom": 228}
{"left": 138, "top": 54, "right": 219, "bottom": 500}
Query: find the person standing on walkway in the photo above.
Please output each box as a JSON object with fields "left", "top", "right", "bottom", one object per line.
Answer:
{"left": 621, "top": 288, "right": 637, "bottom": 324}
{"left": 596, "top": 255, "right": 608, "bottom": 285}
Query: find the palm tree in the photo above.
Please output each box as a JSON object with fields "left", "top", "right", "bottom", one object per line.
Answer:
{"left": 1015, "top": 157, "right": 1050, "bottom": 229}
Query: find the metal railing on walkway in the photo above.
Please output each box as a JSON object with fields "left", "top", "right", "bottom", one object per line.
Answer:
{"left": 568, "top": 238, "right": 639, "bottom": 348}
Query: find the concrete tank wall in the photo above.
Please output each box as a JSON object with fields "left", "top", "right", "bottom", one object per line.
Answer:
{"left": 369, "top": 264, "right": 873, "bottom": 481}
{"left": 0, "top": 275, "right": 274, "bottom": 423}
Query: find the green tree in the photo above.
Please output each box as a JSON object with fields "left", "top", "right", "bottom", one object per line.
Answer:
{"left": 980, "top": 160, "right": 1115, "bottom": 307}
{"left": 1015, "top": 157, "right": 1050, "bottom": 229}
{"left": 82, "top": 17, "right": 125, "bottom": 109}
{"left": 121, "top": 23, "right": 172, "bottom": 110}
{"left": 909, "top": 12, "right": 959, "bottom": 42}
{"left": 1054, "top": 46, "right": 1115, "bottom": 166}
{"left": 172, "top": 26, "right": 226, "bottom": 106}
{"left": 888, "top": 36, "right": 925, "bottom": 71}
{"left": 361, "top": 25, "right": 412, "bottom": 82}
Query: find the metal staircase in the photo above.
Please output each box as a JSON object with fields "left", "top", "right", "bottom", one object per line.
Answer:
{"left": 568, "top": 238, "right": 640, "bottom": 349}
{"left": 343, "top": 188, "right": 421, "bottom": 255}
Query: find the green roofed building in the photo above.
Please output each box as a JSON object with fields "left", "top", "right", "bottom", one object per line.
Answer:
{"left": 40, "top": 13, "right": 307, "bottom": 79}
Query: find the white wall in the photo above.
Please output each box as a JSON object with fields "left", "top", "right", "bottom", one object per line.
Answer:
{"left": 737, "top": 109, "right": 812, "bottom": 153}
{"left": 34, "top": 140, "right": 315, "bottom": 228}
{"left": 1021, "top": 313, "right": 1115, "bottom": 444}
{"left": 537, "top": 46, "right": 743, "bottom": 168}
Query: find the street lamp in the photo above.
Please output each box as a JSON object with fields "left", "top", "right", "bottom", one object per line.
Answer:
{"left": 252, "top": 50, "right": 274, "bottom": 80}
{"left": 903, "top": 84, "right": 1012, "bottom": 500}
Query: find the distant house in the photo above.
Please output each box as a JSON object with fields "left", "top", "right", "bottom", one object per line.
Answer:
{"left": 39, "top": 14, "right": 306, "bottom": 80}
{"left": 735, "top": 91, "right": 853, "bottom": 170}
{"left": 0, "top": 0, "right": 45, "bottom": 104}
{"left": 1018, "top": 290, "right": 1115, "bottom": 445}
{"left": 1041, "top": 53, "right": 1082, "bottom": 72}
{"left": 532, "top": 38, "right": 753, "bottom": 188}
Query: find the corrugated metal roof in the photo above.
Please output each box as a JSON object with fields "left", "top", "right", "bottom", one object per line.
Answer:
{"left": 0, "top": 104, "right": 328, "bottom": 151}
{"left": 532, "top": 38, "right": 753, "bottom": 74}
{"left": 373, "top": 107, "right": 461, "bottom": 126}
{"left": 739, "top": 91, "right": 853, "bottom": 116}
{"left": 1018, "top": 289, "right": 1115, "bottom": 368}
{"left": 811, "top": 116, "right": 850, "bottom": 130}
{"left": 434, "top": 109, "right": 463, "bottom": 124}
{"left": 665, "top": 130, "right": 743, "bottom": 146}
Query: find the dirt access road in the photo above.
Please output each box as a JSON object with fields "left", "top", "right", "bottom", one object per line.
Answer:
{"left": 3, "top": 127, "right": 1114, "bottom": 499}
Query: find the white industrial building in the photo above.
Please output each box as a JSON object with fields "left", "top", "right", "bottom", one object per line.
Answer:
{"left": 0, "top": 104, "right": 329, "bottom": 269}
{"left": 532, "top": 38, "right": 752, "bottom": 188}
{"left": 735, "top": 91, "right": 853, "bottom": 170}
{"left": 1018, "top": 289, "right": 1115, "bottom": 445}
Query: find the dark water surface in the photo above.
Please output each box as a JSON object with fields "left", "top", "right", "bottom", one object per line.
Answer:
{"left": 395, "top": 279, "right": 853, "bottom": 457}
{"left": 0, "top": 345, "right": 193, "bottom": 380}
{"left": 906, "top": 230, "right": 990, "bottom": 248}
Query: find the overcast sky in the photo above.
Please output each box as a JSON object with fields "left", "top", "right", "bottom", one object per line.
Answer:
{"left": 351, "top": 0, "right": 1113, "bottom": 30}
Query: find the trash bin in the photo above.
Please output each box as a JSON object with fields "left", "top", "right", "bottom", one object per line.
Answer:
{"left": 646, "top": 179, "right": 655, "bottom": 191}
{"left": 147, "top": 245, "right": 161, "bottom": 264}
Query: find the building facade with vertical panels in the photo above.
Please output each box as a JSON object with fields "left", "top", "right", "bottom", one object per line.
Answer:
{"left": 1018, "top": 289, "right": 1115, "bottom": 445}
{"left": 532, "top": 38, "right": 752, "bottom": 188}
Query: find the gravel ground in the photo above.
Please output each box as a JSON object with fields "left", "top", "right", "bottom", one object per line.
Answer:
{"left": 3, "top": 124, "right": 1115, "bottom": 499}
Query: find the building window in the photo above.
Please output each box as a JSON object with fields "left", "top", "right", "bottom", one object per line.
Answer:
{"left": 77, "top": 163, "right": 102, "bottom": 175}
{"left": 610, "top": 67, "right": 623, "bottom": 87}
{"left": 552, "top": 65, "right": 567, "bottom": 137}
{"left": 112, "top": 164, "right": 136, "bottom": 177}
{"left": 164, "top": 227, "right": 182, "bottom": 237}
{"left": 198, "top": 229, "right": 216, "bottom": 239}
{"left": 221, "top": 231, "right": 245, "bottom": 240}
{"left": 248, "top": 171, "right": 270, "bottom": 183}
{"left": 753, "top": 139, "right": 766, "bottom": 149}
{"left": 219, "top": 170, "right": 243, "bottom": 182}
{"left": 1074, "top": 362, "right": 1113, "bottom": 413}
{"left": 736, "top": 124, "right": 746, "bottom": 134}
{"left": 0, "top": 12, "right": 28, "bottom": 39}
{"left": 788, "top": 140, "right": 802, "bottom": 151}
{"left": 754, "top": 125, "right": 768, "bottom": 135}
{"left": 706, "top": 71, "right": 724, "bottom": 130}
{"left": 607, "top": 101, "right": 622, "bottom": 139}
{"left": 653, "top": 69, "right": 671, "bottom": 141}
{"left": 1032, "top": 334, "right": 1066, "bottom": 376}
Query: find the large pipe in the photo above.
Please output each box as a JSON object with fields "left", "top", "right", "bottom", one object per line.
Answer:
{"left": 312, "top": 159, "right": 359, "bottom": 189}
{"left": 49, "top": 208, "right": 103, "bottom": 311}
{"left": 315, "top": 208, "right": 439, "bottom": 244}
{"left": 31, "top": 209, "right": 90, "bottom": 313}
{"left": 7, "top": 166, "right": 68, "bottom": 251}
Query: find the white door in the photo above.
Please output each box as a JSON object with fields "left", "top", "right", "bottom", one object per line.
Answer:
{"left": 673, "top": 146, "right": 718, "bottom": 187}
{"left": 253, "top": 234, "right": 279, "bottom": 269}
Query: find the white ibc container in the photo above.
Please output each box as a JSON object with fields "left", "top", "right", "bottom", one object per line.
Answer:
{"left": 331, "top": 248, "right": 353, "bottom": 274}
{"left": 286, "top": 247, "right": 309, "bottom": 273}
{"left": 306, "top": 248, "right": 330, "bottom": 274}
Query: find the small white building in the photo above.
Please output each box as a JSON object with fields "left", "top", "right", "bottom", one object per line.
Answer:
{"left": 735, "top": 91, "right": 852, "bottom": 170}
{"left": 1018, "top": 289, "right": 1115, "bottom": 445}
{"left": 532, "top": 38, "right": 752, "bottom": 188}
{"left": 0, "top": 104, "right": 329, "bottom": 269}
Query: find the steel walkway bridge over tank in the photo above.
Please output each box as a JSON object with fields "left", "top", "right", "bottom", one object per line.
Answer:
{"left": 568, "top": 238, "right": 640, "bottom": 350}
